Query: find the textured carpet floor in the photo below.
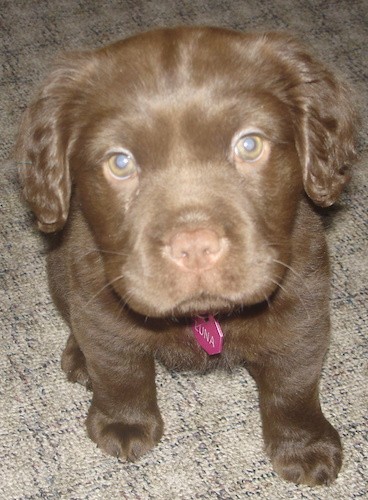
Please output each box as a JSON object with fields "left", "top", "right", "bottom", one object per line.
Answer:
{"left": 1, "top": 1, "right": 367, "bottom": 498}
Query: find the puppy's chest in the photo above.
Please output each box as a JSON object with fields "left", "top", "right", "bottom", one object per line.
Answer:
{"left": 150, "top": 317, "right": 257, "bottom": 371}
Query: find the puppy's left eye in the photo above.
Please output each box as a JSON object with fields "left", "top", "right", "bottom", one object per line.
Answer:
{"left": 105, "top": 152, "right": 138, "bottom": 179}
{"left": 234, "top": 135, "right": 264, "bottom": 162}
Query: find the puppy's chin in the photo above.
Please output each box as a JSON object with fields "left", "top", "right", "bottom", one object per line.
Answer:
{"left": 129, "top": 295, "right": 236, "bottom": 318}
{"left": 123, "top": 284, "right": 279, "bottom": 319}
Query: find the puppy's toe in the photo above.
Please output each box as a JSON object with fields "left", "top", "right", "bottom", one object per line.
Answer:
{"left": 86, "top": 405, "right": 164, "bottom": 461}
{"left": 61, "top": 334, "right": 91, "bottom": 389}
{"left": 269, "top": 429, "right": 342, "bottom": 486}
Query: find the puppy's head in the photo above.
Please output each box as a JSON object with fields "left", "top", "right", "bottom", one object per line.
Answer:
{"left": 17, "top": 27, "right": 357, "bottom": 317}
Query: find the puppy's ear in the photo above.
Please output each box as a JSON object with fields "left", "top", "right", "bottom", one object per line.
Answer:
{"left": 16, "top": 54, "right": 89, "bottom": 232}
{"left": 271, "top": 34, "right": 358, "bottom": 206}
{"left": 297, "top": 72, "right": 357, "bottom": 207}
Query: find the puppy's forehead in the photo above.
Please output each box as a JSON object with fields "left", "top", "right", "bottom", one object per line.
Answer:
{"left": 94, "top": 28, "right": 283, "bottom": 106}
{"left": 82, "top": 28, "right": 294, "bottom": 154}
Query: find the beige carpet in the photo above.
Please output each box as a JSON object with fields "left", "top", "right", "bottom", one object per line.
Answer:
{"left": 1, "top": 1, "right": 367, "bottom": 498}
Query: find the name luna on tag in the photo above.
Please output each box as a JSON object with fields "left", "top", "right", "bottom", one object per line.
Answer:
{"left": 195, "top": 324, "right": 216, "bottom": 348}
{"left": 192, "top": 315, "right": 224, "bottom": 355}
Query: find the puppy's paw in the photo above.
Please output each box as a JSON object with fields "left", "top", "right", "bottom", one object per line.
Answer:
{"left": 268, "top": 427, "right": 342, "bottom": 486}
{"left": 86, "top": 405, "right": 164, "bottom": 461}
{"left": 61, "top": 335, "right": 92, "bottom": 389}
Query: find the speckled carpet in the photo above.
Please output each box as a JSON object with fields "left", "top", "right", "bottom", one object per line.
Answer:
{"left": 1, "top": 1, "right": 367, "bottom": 498}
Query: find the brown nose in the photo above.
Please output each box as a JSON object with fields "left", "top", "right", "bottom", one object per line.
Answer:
{"left": 169, "top": 229, "right": 224, "bottom": 271}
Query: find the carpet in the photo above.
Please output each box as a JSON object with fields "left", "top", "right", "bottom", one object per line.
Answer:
{"left": 1, "top": 0, "right": 367, "bottom": 498}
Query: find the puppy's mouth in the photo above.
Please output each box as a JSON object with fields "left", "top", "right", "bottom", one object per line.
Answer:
{"left": 172, "top": 293, "right": 244, "bottom": 318}
{"left": 126, "top": 287, "right": 276, "bottom": 319}
{"left": 113, "top": 248, "right": 285, "bottom": 319}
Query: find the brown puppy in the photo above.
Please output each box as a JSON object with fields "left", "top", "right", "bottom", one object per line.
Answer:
{"left": 17, "top": 27, "right": 357, "bottom": 485}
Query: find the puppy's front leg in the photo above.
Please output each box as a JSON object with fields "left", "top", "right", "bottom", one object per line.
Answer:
{"left": 249, "top": 353, "right": 342, "bottom": 486}
{"left": 70, "top": 309, "right": 163, "bottom": 461}
{"left": 86, "top": 352, "right": 164, "bottom": 461}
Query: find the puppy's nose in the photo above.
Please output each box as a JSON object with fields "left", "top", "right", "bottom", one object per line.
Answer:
{"left": 169, "top": 229, "right": 224, "bottom": 271}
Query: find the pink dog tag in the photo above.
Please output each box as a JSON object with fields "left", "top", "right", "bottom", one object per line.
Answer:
{"left": 192, "top": 315, "right": 224, "bottom": 355}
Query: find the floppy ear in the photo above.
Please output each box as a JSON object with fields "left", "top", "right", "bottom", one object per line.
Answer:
{"left": 16, "top": 54, "right": 89, "bottom": 232}
{"left": 269, "top": 34, "right": 358, "bottom": 207}
{"left": 296, "top": 69, "right": 357, "bottom": 207}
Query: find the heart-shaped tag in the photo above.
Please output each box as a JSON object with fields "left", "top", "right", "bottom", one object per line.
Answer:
{"left": 192, "top": 315, "right": 224, "bottom": 355}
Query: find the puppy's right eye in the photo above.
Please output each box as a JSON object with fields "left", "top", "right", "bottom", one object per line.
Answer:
{"left": 105, "top": 152, "right": 138, "bottom": 179}
{"left": 234, "top": 135, "right": 264, "bottom": 162}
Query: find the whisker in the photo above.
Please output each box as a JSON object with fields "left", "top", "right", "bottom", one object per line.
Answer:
{"left": 269, "top": 278, "right": 289, "bottom": 298}
{"left": 97, "top": 249, "right": 129, "bottom": 258}
{"left": 76, "top": 247, "right": 129, "bottom": 263}
{"left": 272, "top": 259, "right": 311, "bottom": 292}
{"left": 269, "top": 277, "right": 311, "bottom": 320}
{"left": 263, "top": 292, "right": 272, "bottom": 309}
{"left": 83, "top": 274, "right": 125, "bottom": 309}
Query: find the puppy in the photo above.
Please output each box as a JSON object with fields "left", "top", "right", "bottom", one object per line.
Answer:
{"left": 17, "top": 27, "right": 357, "bottom": 485}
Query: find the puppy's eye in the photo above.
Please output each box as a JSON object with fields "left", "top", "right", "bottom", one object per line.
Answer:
{"left": 106, "top": 152, "right": 138, "bottom": 179}
{"left": 234, "top": 135, "right": 264, "bottom": 162}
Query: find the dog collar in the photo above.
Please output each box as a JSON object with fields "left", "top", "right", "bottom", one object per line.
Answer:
{"left": 192, "top": 315, "right": 224, "bottom": 355}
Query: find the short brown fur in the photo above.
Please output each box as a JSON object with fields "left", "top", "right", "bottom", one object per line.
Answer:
{"left": 17, "top": 27, "right": 357, "bottom": 485}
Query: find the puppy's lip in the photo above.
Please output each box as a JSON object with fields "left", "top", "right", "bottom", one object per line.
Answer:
{"left": 127, "top": 293, "right": 235, "bottom": 319}
{"left": 169, "top": 279, "right": 281, "bottom": 317}
{"left": 170, "top": 294, "right": 241, "bottom": 318}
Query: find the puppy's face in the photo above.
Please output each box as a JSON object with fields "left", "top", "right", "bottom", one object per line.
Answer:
{"left": 71, "top": 32, "right": 302, "bottom": 317}
{"left": 18, "top": 28, "right": 356, "bottom": 317}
